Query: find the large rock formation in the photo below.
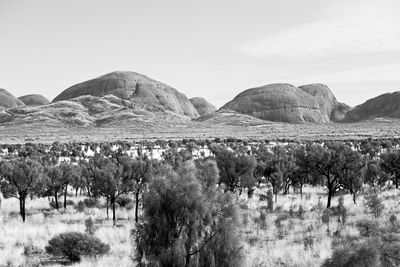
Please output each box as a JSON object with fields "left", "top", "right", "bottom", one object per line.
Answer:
{"left": 0, "top": 89, "right": 25, "bottom": 108}
{"left": 298, "top": 84, "right": 349, "bottom": 121}
{"left": 189, "top": 97, "right": 216, "bottom": 116}
{"left": 345, "top": 91, "right": 400, "bottom": 121}
{"left": 53, "top": 71, "right": 199, "bottom": 118}
{"left": 221, "top": 83, "right": 348, "bottom": 123}
{"left": 18, "top": 94, "right": 50, "bottom": 106}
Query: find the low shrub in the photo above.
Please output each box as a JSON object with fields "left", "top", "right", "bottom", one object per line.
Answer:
{"left": 247, "top": 235, "right": 261, "bottom": 246}
{"left": 23, "top": 244, "right": 43, "bottom": 256}
{"left": 83, "top": 198, "right": 99, "bottom": 208}
{"left": 390, "top": 214, "right": 398, "bottom": 227}
{"left": 298, "top": 205, "right": 304, "bottom": 219}
{"left": 49, "top": 199, "right": 75, "bottom": 209}
{"left": 116, "top": 195, "right": 133, "bottom": 208}
{"left": 239, "top": 203, "right": 249, "bottom": 210}
{"left": 85, "top": 217, "right": 98, "bottom": 235}
{"left": 325, "top": 219, "right": 400, "bottom": 267}
{"left": 45, "top": 232, "right": 110, "bottom": 263}
{"left": 75, "top": 201, "right": 85, "bottom": 212}
{"left": 364, "top": 193, "right": 385, "bottom": 218}
{"left": 259, "top": 211, "right": 267, "bottom": 230}
{"left": 126, "top": 202, "right": 135, "bottom": 211}
{"left": 65, "top": 200, "right": 75, "bottom": 206}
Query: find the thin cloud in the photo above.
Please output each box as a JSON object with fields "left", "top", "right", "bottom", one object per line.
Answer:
{"left": 238, "top": 0, "right": 400, "bottom": 59}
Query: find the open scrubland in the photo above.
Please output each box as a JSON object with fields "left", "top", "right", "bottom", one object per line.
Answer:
{"left": 2, "top": 186, "right": 400, "bottom": 266}
{"left": 0, "top": 119, "right": 400, "bottom": 144}
{"left": 1, "top": 137, "right": 400, "bottom": 266}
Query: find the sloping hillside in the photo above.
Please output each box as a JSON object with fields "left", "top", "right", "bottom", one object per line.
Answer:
{"left": 53, "top": 71, "right": 199, "bottom": 118}
{"left": 345, "top": 91, "right": 400, "bottom": 121}
{"left": 221, "top": 83, "right": 347, "bottom": 123}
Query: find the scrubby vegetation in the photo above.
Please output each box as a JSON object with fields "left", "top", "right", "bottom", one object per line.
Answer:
{"left": 45, "top": 232, "right": 110, "bottom": 263}
{"left": 1, "top": 137, "right": 400, "bottom": 266}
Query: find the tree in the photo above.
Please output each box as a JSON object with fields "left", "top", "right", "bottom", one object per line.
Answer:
{"left": 91, "top": 155, "right": 137, "bottom": 224}
{"left": 59, "top": 163, "right": 80, "bottom": 209}
{"left": 254, "top": 145, "right": 297, "bottom": 196}
{"left": 0, "top": 158, "right": 43, "bottom": 222}
{"left": 41, "top": 165, "right": 64, "bottom": 209}
{"left": 292, "top": 146, "right": 311, "bottom": 197}
{"left": 305, "top": 142, "right": 366, "bottom": 207}
{"left": 163, "top": 147, "right": 193, "bottom": 169}
{"left": 365, "top": 159, "right": 389, "bottom": 187}
{"left": 194, "top": 158, "right": 219, "bottom": 193}
{"left": 79, "top": 153, "right": 108, "bottom": 197}
{"left": 271, "top": 146, "right": 297, "bottom": 195}
{"left": 380, "top": 150, "right": 400, "bottom": 188}
{"left": 270, "top": 171, "right": 283, "bottom": 202}
{"left": 253, "top": 144, "right": 274, "bottom": 185}
{"left": 119, "top": 156, "right": 152, "bottom": 223}
{"left": 211, "top": 144, "right": 256, "bottom": 193}
{"left": 133, "top": 161, "right": 242, "bottom": 267}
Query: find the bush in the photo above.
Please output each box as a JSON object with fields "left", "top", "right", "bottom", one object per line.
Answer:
{"left": 45, "top": 232, "right": 110, "bottom": 262}
{"left": 356, "top": 219, "right": 380, "bottom": 237}
{"left": 65, "top": 200, "right": 75, "bottom": 206}
{"left": 126, "top": 202, "right": 135, "bottom": 211}
{"left": 239, "top": 203, "right": 249, "bottom": 210}
{"left": 364, "top": 194, "right": 385, "bottom": 218}
{"left": 83, "top": 198, "right": 99, "bottom": 208}
{"left": 322, "top": 241, "right": 380, "bottom": 267}
{"left": 322, "top": 208, "right": 333, "bottom": 234}
{"left": 390, "top": 214, "right": 398, "bottom": 227}
{"left": 259, "top": 211, "right": 267, "bottom": 230}
{"left": 76, "top": 201, "right": 85, "bottom": 212}
{"left": 50, "top": 199, "right": 75, "bottom": 209}
{"left": 85, "top": 217, "right": 97, "bottom": 235}
{"left": 298, "top": 205, "right": 304, "bottom": 219}
{"left": 325, "top": 219, "right": 400, "bottom": 267}
{"left": 115, "top": 195, "right": 133, "bottom": 208}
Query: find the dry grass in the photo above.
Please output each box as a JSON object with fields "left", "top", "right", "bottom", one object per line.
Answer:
{"left": 0, "top": 196, "right": 133, "bottom": 266}
{"left": 1, "top": 187, "right": 400, "bottom": 266}
{"left": 238, "top": 187, "right": 400, "bottom": 267}
{"left": 0, "top": 119, "right": 400, "bottom": 144}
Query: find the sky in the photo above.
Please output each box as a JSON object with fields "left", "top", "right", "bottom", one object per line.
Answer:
{"left": 1, "top": 0, "right": 400, "bottom": 108}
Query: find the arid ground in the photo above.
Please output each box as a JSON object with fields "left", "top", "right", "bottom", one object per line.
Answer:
{"left": 1, "top": 119, "right": 399, "bottom": 144}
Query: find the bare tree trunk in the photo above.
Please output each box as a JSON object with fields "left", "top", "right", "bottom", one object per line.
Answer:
{"left": 20, "top": 198, "right": 26, "bottom": 222}
{"left": 106, "top": 197, "right": 109, "bottom": 219}
{"left": 54, "top": 193, "right": 59, "bottom": 209}
{"left": 64, "top": 184, "right": 68, "bottom": 209}
{"left": 135, "top": 191, "right": 140, "bottom": 223}
{"left": 300, "top": 184, "right": 303, "bottom": 199}
{"left": 184, "top": 225, "right": 193, "bottom": 267}
{"left": 327, "top": 187, "right": 333, "bottom": 208}
{"left": 19, "top": 198, "right": 23, "bottom": 216}
{"left": 112, "top": 197, "right": 116, "bottom": 225}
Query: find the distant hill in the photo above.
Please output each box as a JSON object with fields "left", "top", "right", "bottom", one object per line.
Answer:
{"left": 189, "top": 97, "right": 216, "bottom": 116}
{"left": 18, "top": 94, "right": 50, "bottom": 106}
{"left": 345, "top": 91, "right": 400, "bottom": 121}
{"left": 0, "top": 89, "right": 25, "bottom": 108}
{"left": 194, "top": 109, "right": 273, "bottom": 126}
{"left": 2, "top": 73, "right": 400, "bottom": 127}
{"left": 0, "top": 94, "right": 191, "bottom": 127}
{"left": 53, "top": 71, "right": 199, "bottom": 118}
{"left": 220, "top": 83, "right": 349, "bottom": 123}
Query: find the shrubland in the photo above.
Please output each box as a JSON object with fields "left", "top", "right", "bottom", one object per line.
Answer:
{"left": 0, "top": 137, "right": 400, "bottom": 266}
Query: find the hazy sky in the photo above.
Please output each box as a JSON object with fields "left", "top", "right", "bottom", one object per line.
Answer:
{"left": 1, "top": 0, "right": 399, "bottom": 108}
